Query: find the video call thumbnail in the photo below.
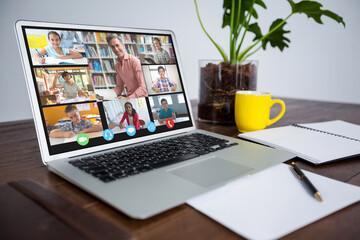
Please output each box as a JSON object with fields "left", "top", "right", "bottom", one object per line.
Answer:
{"left": 25, "top": 29, "right": 87, "bottom": 66}
{"left": 142, "top": 65, "right": 183, "bottom": 95}
{"left": 43, "top": 103, "right": 102, "bottom": 146}
{"left": 103, "top": 98, "right": 151, "bottom": 134}
{"left": 150, "top": 93, "right": 190, "bottom": 127}
{"left": 34, "top": 67, "right": 95, "bottom": 106}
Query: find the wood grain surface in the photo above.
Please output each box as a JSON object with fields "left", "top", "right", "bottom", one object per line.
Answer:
{"left": 0, "top": 98, "right": 359, "bottom": 240}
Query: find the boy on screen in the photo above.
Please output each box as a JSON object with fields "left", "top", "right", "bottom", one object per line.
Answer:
{"left": 152, "top": 66, "right": 177, "bottom": 93}
{"left": 49, "top": 105, "right": 102, "bottom": 138}
{"left": 158, "top": 98, "right": 176, "bottom": 124}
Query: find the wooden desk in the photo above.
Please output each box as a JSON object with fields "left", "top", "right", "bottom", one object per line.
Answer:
{"left": 0, "top": 98, "right": 359, "bottom": 240}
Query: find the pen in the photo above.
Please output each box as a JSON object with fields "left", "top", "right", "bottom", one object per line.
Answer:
{"left": 35, "top": 49, "right": 43, "bottom": 59}
{"left": 291, "top": 162, "right": 323, "bottom": 202}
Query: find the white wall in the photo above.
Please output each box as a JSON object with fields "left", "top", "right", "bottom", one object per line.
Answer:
{"left": 0, "top": 0, "right": 359, "bottom": 123}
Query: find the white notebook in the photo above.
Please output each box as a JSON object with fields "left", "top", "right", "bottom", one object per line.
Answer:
{"left": 238, "top": 120, "right": 360, "bottom": 164}
{"left": 187, "top": 164, "right": 360, "bottom": 240}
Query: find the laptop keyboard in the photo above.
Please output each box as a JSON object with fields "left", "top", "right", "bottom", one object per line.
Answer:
{"left": 69, "top": 133, "right": 238, "bottom": 183}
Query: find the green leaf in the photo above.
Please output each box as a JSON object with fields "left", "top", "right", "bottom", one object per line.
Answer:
{"left": 222, "top": 0, "right": 267, "bottom": 29}
{"left": 287, "top": 0, "right": 345, "bottom": 27}
{"left": 247, "top": 23, "right": 263, "bottom": 41}
{"left": 262, "top": 19, "right": 291, "bottom": 51}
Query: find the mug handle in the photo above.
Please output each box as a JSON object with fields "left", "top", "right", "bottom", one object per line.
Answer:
{"left": 267, "top": 99, "right": 286, "bottom": 127}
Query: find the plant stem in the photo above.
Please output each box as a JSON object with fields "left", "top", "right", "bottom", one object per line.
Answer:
{"left": 236, "top": 0, "right": 255, "bottom": 61}
{"left": 230, "top": 0, "right": 235, "bottom": 61}
{"left": 194, "top": 0, "right": 228, "bottom": 63}
{"left": 237, "top": 13, "right": 293, "bottom": 62}
{"left": 237, "top": 12, "right": 249, "bottom": 37}
{"left": 243, "top": 45, "right": 262, "bottom": 62}
{"left": 231, "top": 0, "right": 242, "bottom": 64}
{"left": 235, "top": 0, "right": 242, "bottom": 35}
{"left": 234, "top": 11, "right": 249, "bottom": 59}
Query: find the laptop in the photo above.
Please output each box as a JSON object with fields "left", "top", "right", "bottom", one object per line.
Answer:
{"left": 15, "top": 20, "right": 294, "bottom": 219}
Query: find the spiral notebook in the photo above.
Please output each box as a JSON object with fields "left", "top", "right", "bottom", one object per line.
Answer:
{"left": 238, "top": 120, "right": 360, "bottom": 164}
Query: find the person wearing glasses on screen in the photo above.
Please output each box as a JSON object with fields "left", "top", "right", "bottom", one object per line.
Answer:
{"left": 153, "top": 37, "right": 174, "bottom": 64}
{"left": 106, "top": 34, "right": 148, "bottom": 99}
{"left": 33, "top": 31, "right": 83, "bottom": 64}
{"left": 152, "top": 66, "right": 177, "bottom": 93}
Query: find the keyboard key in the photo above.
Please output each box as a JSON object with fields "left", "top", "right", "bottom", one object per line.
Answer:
{"left": 127, "top": 169, "right": 140, "bottom": 176}
{"left": 68, "top": 160, "right": 85, "bottom": 167}
{"left": 195, "top": 150, "right": 210, "bottom": 155}
{"left": 92, "top": 171, "right": 110, "bottom": 178}
{"left": 79, "top": 163, "right": 99, "bottom": 170}
{"left": 86, "top": 166, "right": 107, "bottom": 174}
{"left": 99, "top": 175, "right": 116, "bottom": 182}
{"left": 112, "top": 172, "right": 128, "bottom": 179}
{"left": 136, "top": 166, "right": 153, "bottom": 172}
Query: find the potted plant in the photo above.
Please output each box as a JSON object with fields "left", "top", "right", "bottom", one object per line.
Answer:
{"left": 195, "top": 0, "right": 345, "bottom": 123}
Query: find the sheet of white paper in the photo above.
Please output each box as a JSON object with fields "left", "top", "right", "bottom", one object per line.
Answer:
{"left": 49, "top": 131, "right": 103, "bottom": 145}
{"left": 95, "top": 89, "right": 117, "bottom": 101}
{"left": 45, "top": 57, "right": 75, "bottom": 64}
{"left": 111, "top": 126, "right": 126, "bottom": 134}
{"left": 187, "top": 164, "right": 360, "bottom": 240}
{"left": 59, "top": 96, "right": 89, "bottom": 104}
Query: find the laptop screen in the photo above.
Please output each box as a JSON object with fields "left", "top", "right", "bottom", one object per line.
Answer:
{"left": 21, "top": 25, "right": 193, "bottom": 155}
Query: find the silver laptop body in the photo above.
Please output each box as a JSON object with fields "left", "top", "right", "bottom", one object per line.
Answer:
{"left": 15, "top": 20, "right": 294, "bottom": 219}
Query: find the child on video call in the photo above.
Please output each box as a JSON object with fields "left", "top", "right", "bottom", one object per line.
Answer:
{"left": 53, "top": 71, "right": 88, "bottom": 99}
{"left": 120, "top": 102, "right": 140, "bottom": 130}
{"left": 49, "top": 105, "right": 102, "bottom": 138}
{"left": 153, "top": 37, "right": 173, "bottom": 64}
{"left": 158, "top": 98, "right": 176, "bottom": 124}
{"left": 152, "top": 66, "right": 177, "bottom": 93}
{"left": 33, "top": 31, "right": 83, "bottom": 64}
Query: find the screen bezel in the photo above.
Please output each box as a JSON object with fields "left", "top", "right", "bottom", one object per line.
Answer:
{"left": 15, "top": 20, "right": 196, "bottom": 164}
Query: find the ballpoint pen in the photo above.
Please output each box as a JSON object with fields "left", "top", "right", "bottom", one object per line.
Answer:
{"left": 35, "top": 48, "right": 43, "bottom": 59}
{"left": 291, "top": 162, "right": 323, "bottom": 202}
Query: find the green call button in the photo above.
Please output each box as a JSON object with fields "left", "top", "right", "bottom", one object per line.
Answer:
{"left": 77, "top": 133, "right": 89, "bottom": 146}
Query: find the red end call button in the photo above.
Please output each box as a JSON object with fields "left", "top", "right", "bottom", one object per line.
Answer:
{"left": 166, "top": 119, "right": 174, "bottom": 129}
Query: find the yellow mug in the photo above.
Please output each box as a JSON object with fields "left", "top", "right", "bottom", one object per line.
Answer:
{"left": 235, "top": 91, "right": 285, "bottom": 133}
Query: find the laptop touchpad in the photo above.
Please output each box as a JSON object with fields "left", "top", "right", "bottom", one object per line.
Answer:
{"left": 169, "top": 156, "right": 253, "bottom": 188}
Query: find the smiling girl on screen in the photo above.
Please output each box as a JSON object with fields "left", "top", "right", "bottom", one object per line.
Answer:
{"left": 120, "top": 102, "right": 140, "bottom": 130}
{"left": 33, "top": 31, "right": 83, "bottom": 64}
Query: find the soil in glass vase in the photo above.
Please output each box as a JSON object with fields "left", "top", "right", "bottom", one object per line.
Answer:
{"left": 198, "top": 60, "right": 257, "bottom": 124}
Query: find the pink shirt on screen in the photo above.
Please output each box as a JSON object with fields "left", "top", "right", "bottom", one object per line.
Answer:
{"left": 113, "top": 53, "right": 148, "bottom": 98}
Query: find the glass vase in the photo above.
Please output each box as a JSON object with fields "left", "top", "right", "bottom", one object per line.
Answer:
{"left": 198, "top": 60, "right": 258, "bottom": 124}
